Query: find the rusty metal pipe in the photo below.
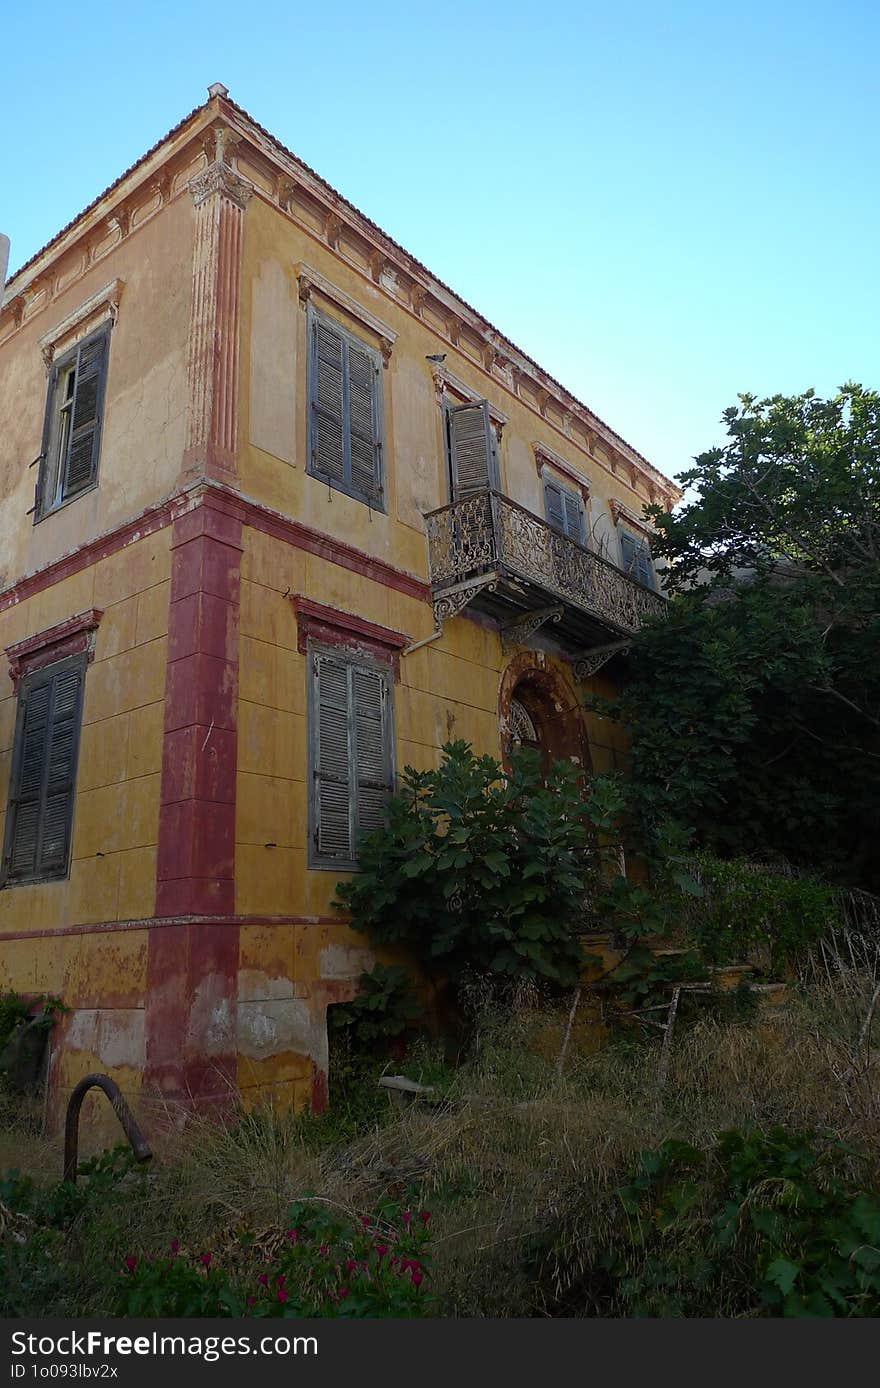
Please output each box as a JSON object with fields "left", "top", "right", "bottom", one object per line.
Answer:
{"left": 63, "top": 1073, "right": 152, "bottom": 1183}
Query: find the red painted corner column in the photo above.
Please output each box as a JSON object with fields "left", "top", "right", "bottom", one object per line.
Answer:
{"left": 144, "top": 495, "right": 242, "bottom": 1104}
{"left": 157, "top": 500, "right": 241, "bottom": 916}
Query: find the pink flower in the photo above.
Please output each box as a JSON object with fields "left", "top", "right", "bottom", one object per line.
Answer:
{"left": 257, "top": 1273, "right": 269, "bottom": 1287}
{"left": 338, "top": 1287, "right": 349, "bottom": 1298}
{"left": 402, "top": 1210, "right": 413, "bottom": 1226}
{"left": 285, "top": 1228, "right": 298, "bottom": 1242}
{"left": 375, "top": 1244, "right": 388, "bottom": 1259}
{"left": 411, "top": 1269, "right": 424, "bottom": 1287}
{"left": 360, "top": 1216, "right": 371, "bottom": 1227}
{"left": 420, "top": 1210, "right": 431, "bottom": 1224}
{"left": 169, "top": 1239, "right": 180, "bottom": 1255}
{"left": 319, "top": 1244, "right": 329, "bottom": 1257}
{"left": 246, "top": 1296, "right": 257, "bottom": 1308}
{"left": 124, "top": 1255, "right": 137, "bottom": 1273}
{"left": 345, "top": 1258, "right": 357, "bottom": 1272}
{"left": 277, "top": 1288, "right": 289, "bottom": 1304}
{"left": 276, "top": 1274, "right": 286, "bottom": 1287}
{"left": 200, "top": 1252, "right": 213, "bottom": 1269}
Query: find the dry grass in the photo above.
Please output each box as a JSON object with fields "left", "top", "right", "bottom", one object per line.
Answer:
{"left": 3, "top": 968, "right": 880, "bottom": 1316}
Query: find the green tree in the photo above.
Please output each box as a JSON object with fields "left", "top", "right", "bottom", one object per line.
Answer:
{"left": 598, "top": 385, "right": 880, "bottom": 889}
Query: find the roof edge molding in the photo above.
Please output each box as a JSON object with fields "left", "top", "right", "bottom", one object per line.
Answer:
{"left": 1, "top": 88, "right": 682, "bottom": 503}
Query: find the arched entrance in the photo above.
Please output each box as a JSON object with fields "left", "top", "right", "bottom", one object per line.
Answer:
{"left": 499, "top": 652, "right": 592, "bottom": 775}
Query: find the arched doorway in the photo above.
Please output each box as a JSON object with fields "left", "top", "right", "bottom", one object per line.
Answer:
{"left": 499, "top": 652, "right": 592, "bottom": 776}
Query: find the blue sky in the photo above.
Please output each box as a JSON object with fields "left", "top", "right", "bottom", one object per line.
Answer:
{"left": 2, "top": 1, "right": 877, "bottom": 483}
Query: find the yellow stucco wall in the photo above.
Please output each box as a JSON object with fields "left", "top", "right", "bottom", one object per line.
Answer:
{"left": 0, "top": 193, "right": 193, "bottom": 589}
{"left": 238, "top": 195, "right": 655, "bottom": 584}
{"left": 0, "top": 531, "right": 170, "bottom": 1135}
{"left": 235, "top": 525, "right": 506, "bottom": 923}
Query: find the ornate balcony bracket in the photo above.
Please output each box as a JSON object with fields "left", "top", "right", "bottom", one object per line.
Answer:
{"left": 572, "top": 640, "right": 631, "bottom": 681}
{"left": 432, "top": 576, "right": 498, "bottom": 630}
{"left": 500, "top": 604, "right": 564, "bottom": 655}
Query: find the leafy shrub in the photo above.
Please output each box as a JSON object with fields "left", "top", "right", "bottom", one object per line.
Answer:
{"left": 539, "top": 1127, "right": 880, "bottom": 1317}
{"left": 335, "top": 741, "right": 591, "bottom": 991}
{"left": 680, "top": 856, "right": 838, "bottom": 972}
{"left": 329, "top": 964, "right": 420, "bottom": 1047}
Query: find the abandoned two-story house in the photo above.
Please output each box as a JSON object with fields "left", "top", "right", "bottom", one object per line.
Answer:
{"left": 0, "top": 85, "right": 681, "bottom": 1133}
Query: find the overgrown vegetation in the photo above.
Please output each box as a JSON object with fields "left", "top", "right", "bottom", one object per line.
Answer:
{"left": 335, "top": 742, "right": 592, "bottom": 991}
{"left": 3, "top": 972, "right": 880, "bottom": 1318}
{"left": 605, "top": 385, "right": 880, "bottom": 891}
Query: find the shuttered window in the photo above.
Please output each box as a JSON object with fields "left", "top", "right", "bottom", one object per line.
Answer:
{"left": 307, "top": 308, "right": 384, "bottom": 508}
{"left": 1, "top": 656, "right": 86, "bottom": 886}
{"left": 37, "top": 326, "right": 110, "bottom": 520}
{"left": 309, "top": 648, "right": 394, "bottom": 870}
{"left": 445, "top": 399, "right": 498, "bottom": 499}
{"left": 544, "top": 477, "right": 585, "bottom": 544}
{"left": 618, "top": 529, "right": 656, "bottom": 589}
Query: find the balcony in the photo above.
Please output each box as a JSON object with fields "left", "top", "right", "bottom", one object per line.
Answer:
{"left": 424, "top": 489, "right": 665, "bottom": 670}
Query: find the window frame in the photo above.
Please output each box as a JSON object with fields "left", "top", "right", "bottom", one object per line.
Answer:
{"left": 1, "top": 651, "right": 87, "bottom": 888}
{"left": 36, "top": 322, "right": 110, "bottom": 523}
{"left": 305, "top": 303, "right": 385, "bottom": 511}
{"left": 307, "top": 643, "right": 395, "bottom": 873}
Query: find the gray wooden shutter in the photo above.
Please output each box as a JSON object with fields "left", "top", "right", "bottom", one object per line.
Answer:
{"left": 544, "top": 479, "right": 566, "bottom": 533}
{"left": 619, "top": 530, "right": 654, "bottom": 586}
{"left": 3, "top": 659, "right": 84, "bottom": 884}
{"left": 39, "top": 664, "right": 84, "bottom": 874}
{"left": 347, "top": 340, "right": 382, "bottom": 504}
{"left": 353, "top": 666, "right": 391, "bottom": 846}
{"left": 619, "top": 530, "right": 636, "bottom": 574}
{"left": 634, "top": 543, "right": 654, "bottom": 588}
{"left": 312, "top": 317, "right": 346, "bottom": 486}
{"left": 448, "top": 401, "right": 494, "bottom": 497}
{"left": 63, "top": 330, "right": 109, "bottom": 499}
{"left": 4, "top": 675, "right": 52, "bottom": 880}
{"left": 313, "top": 652, "right": 353, "bottom": 861}
{"left": 562, "top": 490, "right": 585, "bottom": 543}
{"left": 545, "top": 479, "right": 585, "bottom": 542}
{"left": 35, "top": 362, "right": 61, "bottom": 518}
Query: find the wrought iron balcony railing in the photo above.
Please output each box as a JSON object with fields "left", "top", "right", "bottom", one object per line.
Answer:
{"left": 424, "top": 489, "right": 665, "bottom": 645}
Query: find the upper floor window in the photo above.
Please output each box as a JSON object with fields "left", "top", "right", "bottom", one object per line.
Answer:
{"left": 36, "top": 325, "right": 110, "bottom": 521}
{"left": 307, "top": 306, "right": 384, "bottom": 509}
{"left": 543, "top": 476, "right": 586, "bottom": 544}
{"left": 1, "top": 655, "right": 86, "bottom": 886}
{"left": 618, "top": 528, "right": 656, "bottom": 589}
{"left": 308, "top": 646, "right": 394, "bottom": 871}
{"left": 444, "top": 398, "right": 499, "bottom": 499}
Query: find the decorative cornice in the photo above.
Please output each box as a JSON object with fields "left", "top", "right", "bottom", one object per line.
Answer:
{"left": 187, "top": 160, "right": 253, "bottom": 210}
{"left": 533, "top": 441, "right": 591, "bottom": 502}
{"left": 292, "top": 595, "right": 408, "bottom": 677}
{"left": 295, "top": 262, "right": 397, "bottom": 365}
{"left": 2, "top": 91, "right": 681, "bottom": 505}
{"left": 37, "top": 279, "right": 125, "bottom": 367}
{"left": 6, "top": 608, "right": 103, "bottom": 689}
{"left": 431, "top": 364, "right": 509, "bottom": 434}
{"left": 610, "top": 497, "right": 653, "bottom": 536}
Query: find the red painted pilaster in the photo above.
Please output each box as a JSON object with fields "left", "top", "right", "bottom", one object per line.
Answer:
{"left": 145, "top": 492, "right": 242, "bottom": 1104}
